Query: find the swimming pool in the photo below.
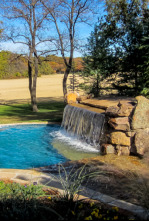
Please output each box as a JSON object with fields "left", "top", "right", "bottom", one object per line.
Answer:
{"left": 0, "top": 124, "right": 99, "bottom": 169}
{"left": 0, "top": 124, "right": 67, "bottom": 169}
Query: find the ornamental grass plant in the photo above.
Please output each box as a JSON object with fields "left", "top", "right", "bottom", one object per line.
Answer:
{"left": 0, "top": 165, "right": 140, "bottom": 220}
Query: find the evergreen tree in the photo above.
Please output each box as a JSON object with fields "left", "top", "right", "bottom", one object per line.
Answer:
{"left": 84, "top": 0, "right": 149, "bottom": 97}
{"left": 83, "top": 21, "right": 120, "bottom": 97}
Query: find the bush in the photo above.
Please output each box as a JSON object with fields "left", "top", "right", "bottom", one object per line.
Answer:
{"left": 39, "top": 61, "right": 54, "bottom": 75}
{"left": 141, "top": 87, "right": 149, "bottom": 98}
{"left": 0, "top": 166, "right": 141, "bottom": 220}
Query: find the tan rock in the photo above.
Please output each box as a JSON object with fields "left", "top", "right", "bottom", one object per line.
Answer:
{"left": 116, "top": 145, "right": 130, "bottom": 156}
{"left": 105, "top": 144, "right": 116, "bottom": 154}
{"left": 100, "top": 144, "right": 116, "bottom": 154}
{"left": 134, "top": 128, "right": 149, "bottom": 155}
{"left": 118, "top": 102, "right": 135, "bottom": 117}
{"left": 132, "top": 96, "right": 149, "bottom": 129}
{"left": 126, "top": 131, "right": 136, "bottom": 137}
{"left": 80, "top": 99, "right": 118, "bottom": 110}
{"left": 66, "top": 92, "right": 78, "bottom": 104}
{"left": 110, "top": 132, "right": 131, "bottom": 146}
{"left": 105, "top": 106, "right": 120, "bottom": 117}
{"left": 77, "top": 95, "right": 91, "bottom": 102}
{"left": 106, "top": 101, "right": 136, "bottom": 117}
{"left": 108, "top": 117, "right": 130, "bottom": 131}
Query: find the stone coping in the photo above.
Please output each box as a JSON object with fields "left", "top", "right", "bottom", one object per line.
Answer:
{"left": 0, "top": 121, "right": 61, "bottom": 126}
{"left": 80, "top": 98, "right": 137, "bottom": 110}
{"left": 70, "top": 103, "right": 105, "bottom": 114}
{"left": 0, "top": 168, "right": 148, "bottom": 220}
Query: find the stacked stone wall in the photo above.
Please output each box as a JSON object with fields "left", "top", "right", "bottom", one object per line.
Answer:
{"left": 77, "top": 95, "right": 149, "bottom": 156}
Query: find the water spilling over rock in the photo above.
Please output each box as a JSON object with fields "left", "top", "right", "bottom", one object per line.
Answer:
{"left": 61, "top": 105, "right": 105, "bottom": 149}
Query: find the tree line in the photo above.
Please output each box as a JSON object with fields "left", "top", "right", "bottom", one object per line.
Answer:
{"left": 0, "top": 51, "right": 83, "bottom": 79}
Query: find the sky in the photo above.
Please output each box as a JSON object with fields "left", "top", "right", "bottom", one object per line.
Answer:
{"left": 0, "top": 1, "right": 105, "bottom": 58}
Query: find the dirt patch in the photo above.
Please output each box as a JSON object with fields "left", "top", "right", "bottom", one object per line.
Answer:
{"left": 0, "top": 75, "right": 64, "bottom": 104}
{"left": 0, "top": 74, "right": 84, "bottom": 104}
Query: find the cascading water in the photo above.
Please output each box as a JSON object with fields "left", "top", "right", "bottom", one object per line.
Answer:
{"left": 61, "top": 104, "right": 105, "bottom": 150}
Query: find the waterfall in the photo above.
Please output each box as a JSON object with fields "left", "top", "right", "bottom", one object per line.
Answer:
{"left": 61, "top": 104, "right": 105, "bottom": 149}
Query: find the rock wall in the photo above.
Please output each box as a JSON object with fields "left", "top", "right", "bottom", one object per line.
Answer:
{"left": 131, "top": 96, "right": 149, "bottom": 155}
{"left": 103, "top": 99, "right": 136, "bottom": 155}
{"left": 76, "top": 95, "right": 149, "bottom": 156}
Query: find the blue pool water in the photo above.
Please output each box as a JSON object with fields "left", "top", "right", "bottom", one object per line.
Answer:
{"left": 0, "top": 124, "right": 67, "bottom": 169}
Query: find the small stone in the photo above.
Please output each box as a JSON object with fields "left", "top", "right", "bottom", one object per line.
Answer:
{"left": 77, "top": 95, "right": 91, "bottom": 102}
{"left": 126, "top": 131, "right": 136, "bottom": 137}
{"left": 66, "top": 92, "right": 78, "bottom": 104}
{"left": 116, "top": 145, "right": 130, "bottom": 155}
{"left": 105, "top": 144, "right": 116, "bottom": 154}
{"left": 105, "top": 106, "right": 120, "bottom": 117}
{"left": 100, "top": 144, "right": 116, "bottom": 154}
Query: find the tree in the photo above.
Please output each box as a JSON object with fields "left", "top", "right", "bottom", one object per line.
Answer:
{"left": 104, "top": 0, "right": 149, "bottom": 95}
{"left": 137, "top": 9, "right": 149, "bottom": 97}
{"left": 83, "top": 22, "right": 119, "bottom": 97}
{"left": 38, "top": 60, "right": 54, "bottom": 75}
{"left": 84, "top": 0, "right": 149, "bottom": 96}
{"left": 40, "top": 0, "right": 100, "bottom": 98}
{"left": 1, "top": 0, "right": 51, "bottom": 111}
{"left": 0, "top": 21, "right": 3, "bottom": 38}
{"left": 0, "top": 51, "right": 11, "bottom": 79}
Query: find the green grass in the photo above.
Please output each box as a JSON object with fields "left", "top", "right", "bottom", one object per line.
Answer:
{"left": 0, "top": 101, "right": 66, "bottom": 124}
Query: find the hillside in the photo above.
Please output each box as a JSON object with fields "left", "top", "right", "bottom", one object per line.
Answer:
{"left": 0, "top": 51, "right": 83, "bottom": 79}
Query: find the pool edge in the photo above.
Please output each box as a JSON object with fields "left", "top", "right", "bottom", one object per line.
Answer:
{"left": 0, "top": 121, "right": 61, "bottom": 126}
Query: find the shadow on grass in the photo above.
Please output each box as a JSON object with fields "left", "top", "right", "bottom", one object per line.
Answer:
{"left": 0, "top": 99, "right": 66, "bottom": 124}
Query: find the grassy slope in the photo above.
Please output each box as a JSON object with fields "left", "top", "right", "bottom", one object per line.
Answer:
{"left": 0, "top": 101, "right": 65, "bottom": 124}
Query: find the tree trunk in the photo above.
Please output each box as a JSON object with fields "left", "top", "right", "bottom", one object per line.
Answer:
{"left": 28, "top": 53, "right": 38, "bottom": 112}
{"left": 28, "top": 59, "right": 32, "bottom": 99}
{"left": 31, "top": 82, "right": 38, "bottom": 112}
{"left": 63, "top": 66, "right": 71, "bottom": 99}
{"left": 32, "top": 53, "right": 38, "bottom": 112}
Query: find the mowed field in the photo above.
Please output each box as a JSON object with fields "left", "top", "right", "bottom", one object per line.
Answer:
{"left": 0, "top": 75, "right": 64, "bottom": 104}
{"left": 0, "top": 74, "right": 84, "bottom": 124}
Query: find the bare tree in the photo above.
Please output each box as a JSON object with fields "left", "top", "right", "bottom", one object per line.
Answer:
{"left": 1, "top": 0, "right": 53, "bottom": 111}
{"left": 40, "top": 0, "right": 100, "bottom": 99}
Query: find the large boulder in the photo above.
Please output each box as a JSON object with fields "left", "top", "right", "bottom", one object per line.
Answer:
{"left": 134, "top": 128, "right": 149, "bottom": 155}
{"left": 132, "top": 96, "right": 149, "bottom": 129}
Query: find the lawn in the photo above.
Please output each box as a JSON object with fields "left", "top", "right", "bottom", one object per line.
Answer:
{"left": 0, "top": 101, "right": 66, "bottom": 124}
